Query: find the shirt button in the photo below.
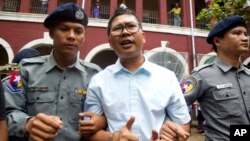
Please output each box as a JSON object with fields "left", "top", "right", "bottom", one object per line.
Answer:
{"left": 64, "top": 76, "right": 66, "bottom": 80}
{"left": 36, "top": 97, "right": 40, "bottom": 100}
{"left": 243, "top": 92, "right": 246, "bottom": 95}
{"left": 60, "top": 96, "right": 64, "bottom": 99}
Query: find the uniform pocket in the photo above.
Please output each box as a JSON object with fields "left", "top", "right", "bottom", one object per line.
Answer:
{"left": 68, "top": 93, "right": 84, "bottom": 124}
{"left": 212, "top": 88, "right": 242, "bottom": 118}
{"left": 27, "top": 92, "right": 55, "bottom": 115}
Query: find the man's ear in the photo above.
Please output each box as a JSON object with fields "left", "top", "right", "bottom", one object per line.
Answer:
{"left": 213, "top": 37, "right": 221, "bottom": 46}
{"left": 108, "top": 38, "right": 114, "bottom": 49}
{"left": 49, "top": 29, "right": 54, "bottom": 39}
{"left": 142, "top": 32, "right": 146, "bottom": 43}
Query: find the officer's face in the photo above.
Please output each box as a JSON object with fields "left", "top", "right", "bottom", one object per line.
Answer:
{"left": 50, "top": 22, "right": 85, "bottom": 57}
{"left": 214, "top": 26, "right": 249, "bottom": 57}
{"left": 108, "top": 14, "right": 145, "bottom": 60}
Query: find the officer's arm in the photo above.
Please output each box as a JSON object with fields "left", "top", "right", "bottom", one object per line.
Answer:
{"left": 4, "top": 65, "right": 31, "bottom": 138}
{"left": 182, "top": 72, "right": 204, "bottom": 106}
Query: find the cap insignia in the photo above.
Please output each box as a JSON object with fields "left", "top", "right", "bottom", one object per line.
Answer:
{"left": 75, "top": 9, "right": 84, "bottom": 20}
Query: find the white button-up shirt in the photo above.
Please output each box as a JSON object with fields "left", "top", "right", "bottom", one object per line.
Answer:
{"left": 85, "top": 59, "right": 190, "bottom": 140}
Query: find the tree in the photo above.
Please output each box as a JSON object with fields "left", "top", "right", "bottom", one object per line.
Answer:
{"left": 196, "top": 0, "right": 250, "bottom": 29}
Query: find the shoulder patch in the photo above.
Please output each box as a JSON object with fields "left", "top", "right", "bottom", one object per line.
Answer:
{"left": 7, "top": 71, "right": 23, "bottom": 94}
{"left": 180, "top": 76, "right": 197, "bottom": 94}
{"left": 193, "top": 63, "right": 213, "bottom": 72}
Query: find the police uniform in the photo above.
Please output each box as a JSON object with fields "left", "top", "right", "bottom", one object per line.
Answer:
{"left": 181, "top": 16, "right": 250, "bottom": 141}
{"left": 5, "top": 3, "right": 101, "bottom": 141}
{"left": 6, "top": 52, "right": 100, "bottom": 141}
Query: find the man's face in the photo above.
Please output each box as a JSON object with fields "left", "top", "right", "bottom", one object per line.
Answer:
{"left": 108, "top": 14, "right": 145, "bottom": 60}
{"left": 214, "top": 26, "right": 249, "bottom": 58}
{"left": 50, "top": 22, "right": 85, "bottom": 57}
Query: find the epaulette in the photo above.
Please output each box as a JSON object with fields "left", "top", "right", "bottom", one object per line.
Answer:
{"left": 19, "top": 56, "right": 48, "bottom": 66}
{"left": 193, "top": 63, "right": 213, "bottom": 72}
{"left": 1, "top": 75, "right": 10, "bottom": 83}
{"left": 80, "top": 60, "right": 102, "bottom": 71}
{"left": 244, "top": 64, "right": 250, "bottom": 69}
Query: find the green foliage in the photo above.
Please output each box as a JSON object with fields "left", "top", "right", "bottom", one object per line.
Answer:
{"left": 196, "top": 0, "right": 250, "bottom": 29}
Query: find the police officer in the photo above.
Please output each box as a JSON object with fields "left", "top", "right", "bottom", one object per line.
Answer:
{"left": 181, "top": 15, "right": 250, "bottom": 141}
{"left": 5, "top": 3, "right": 106, "bottom": 141}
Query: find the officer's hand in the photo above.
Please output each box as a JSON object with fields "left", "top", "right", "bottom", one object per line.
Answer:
{"left": 112, "top": 116, "right": 139, "bottom": 141}
{"left": 25, "top": 113, "right": 63, "bottom": 141}
{"left": 160, "top": 121, "right": 190, "bottom": 141}
{"left": 78, "top": 112, "right": 107, "bottom": 136}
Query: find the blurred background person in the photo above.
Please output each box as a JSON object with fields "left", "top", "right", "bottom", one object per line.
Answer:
{"left": 169, "top": 2, "right": 181, "bottom": 26}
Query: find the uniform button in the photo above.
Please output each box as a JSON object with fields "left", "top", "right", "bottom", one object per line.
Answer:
{"left": 60, "top": 96, "right": 64, "bottom": 99}
{"left": 36, "top": 97, "right": 40, "bottom": 100}
{"left": 226, "top": 94, "right": 229, "bottom": 97}
{"left": 64, "top": 76, "right": 66, "bottom": 80}
{"left": 243, "top": 92, "right": 246, "bottom": 95}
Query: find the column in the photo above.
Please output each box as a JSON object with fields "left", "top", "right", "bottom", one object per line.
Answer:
{"left": 135, "top": 0, "right": 143, "bottom": 21}
{"left": 47, "top": 0, "right": 57, "bottom": 13}
{"left": 76, "top": 0, "right": 82, "bottom": 6}
{"left": 110, "top": 0, "right": 117, "bottom": 16}
{"left": 159, "top": 0, "right": 167, "bottom": 24}
{"left": 182, "top": 0, "right": 195, "bottom": 27}
{"left": 84, "top": 0, "right": 92, "bottom": 17}
{"left": 19, "top": 0, "right": 31, "bottom": 13}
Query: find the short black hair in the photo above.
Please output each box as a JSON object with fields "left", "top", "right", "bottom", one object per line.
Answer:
{"left": 107, "top": 7, "right": 142, "bottom": 36}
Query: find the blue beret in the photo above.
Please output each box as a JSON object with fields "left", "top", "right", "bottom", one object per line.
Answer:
{"left": 207, "top": 15, "right": 246, "bottom": 44}
{"left": 44, "top": 3, "right": 88, "bottom": 28}
{"left": 12, "top": 48, "right": 40, "bottom": 64}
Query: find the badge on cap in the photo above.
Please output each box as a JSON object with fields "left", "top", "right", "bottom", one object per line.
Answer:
{"left": 75, "top": 9, "right": 84, "bottom": 20}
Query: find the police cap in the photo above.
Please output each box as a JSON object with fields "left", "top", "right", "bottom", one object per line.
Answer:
{"left": 207, "top": 15, "right": 246, "bottom": 44}
{"left": 44, "top": 3, "right": 88, "bottom": 28}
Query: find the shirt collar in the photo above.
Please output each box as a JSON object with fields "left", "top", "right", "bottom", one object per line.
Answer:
{"left": 215, "top": 57, "right": 250, "bottom": 75}
{"left": 45, "top": 50, "right": 86, "bottom": 73}
{"left": 112, "top": 57, "right": 151, "bottom": 75}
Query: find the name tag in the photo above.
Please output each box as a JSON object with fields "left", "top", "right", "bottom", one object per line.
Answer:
{"left": 216, "top": 83, "right": 233, "bottom": 89}
{"left": 30, "top": 87, "right": 48, "bottom": 92}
